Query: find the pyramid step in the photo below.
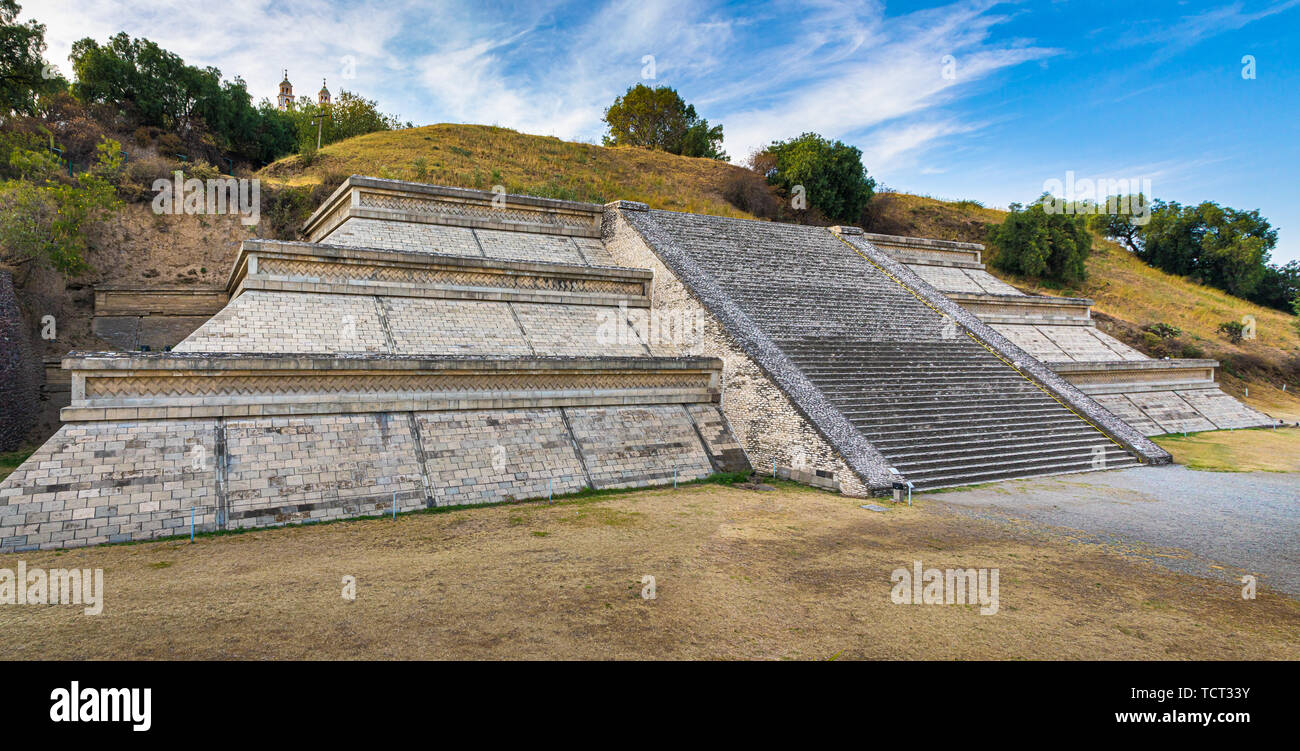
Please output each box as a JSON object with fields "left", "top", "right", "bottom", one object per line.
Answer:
{"left": 882, "top": 434, "right": 1111, "bottom": 460}
{"left": 868, "top": 424, "right": 1105, "bottom": 449}
{"left": 901, "top": 452, "right": 1140, "bottom": 487}
{"left": 890, "top": 442, "right": 1128, "bottom": 471}
{"left": 908, "top": 458, "right": 1141, "bottom": 491}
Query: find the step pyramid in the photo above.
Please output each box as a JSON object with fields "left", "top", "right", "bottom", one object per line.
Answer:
{"left": 0, "top": 179, "right": 748, "bottom": 553}
{"left": 863, "top": 232, "right": 1276, "bottom": 434}
{"left": 603, "top": 204, "right": 1169, "bottom": 492}
{"left": 1, "top": 177, "right": 1174, "bottom": 552}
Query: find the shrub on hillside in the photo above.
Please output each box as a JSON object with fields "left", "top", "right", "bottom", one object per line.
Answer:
{"left": 602, "top": 84, "right": 727, "bottom": 161}
{"left": 1217, "top": 321, "right": 1246, "bottom": 344}
{"left": 0, "top": 136, "right": 122, "bottom": 277}
{"left": 754, "top": 132, "right": 874, "bottom": 224}
{"left": 986, "top": 199, "right": 1090, "bottom": 284}
{"left": 1105, "top": 198, "right": 1294, "bottom": 312}
{"left": 258, "top": 185, "right": 313, "bottom": 240}
{"left": 1145, "top": 322, "right": 1182, "bottom": 339}
{"left": 720, "top": 172, "right": 783, "bottom": 220}
{"left": 118, "top": 154, "right": 175, "bottom": 202}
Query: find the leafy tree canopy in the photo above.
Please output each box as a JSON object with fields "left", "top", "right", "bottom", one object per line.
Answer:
{"left": 602, "top": 84, "right": 727, "bottom": 160}
{"left": 988, "top": 198, "right": 1091, "bottom": 285}
{"left": 757, "top": 132, "right": 875, "bottom": 224}
{"left": 1130, "top": 200, "right": 1278, "bottom": 303}
{"left": 0, "top": 0, "right": 65, "bottom": 116}
{"left": 287, "top": 91, "right": 404, "bottom": 155}
{"left": 68, "top": 32, "right": 297, "bottom": 164}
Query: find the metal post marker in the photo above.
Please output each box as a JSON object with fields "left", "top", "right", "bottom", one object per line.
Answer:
{"left": 190, "top": 507, "right": 195, "bottom": 542}
{"left": 392, "top": 491, "right": 397, "bottom": 520}
{"left": 548, "top": 477, "right": 552, "bottom": 502}
{"left": 674, "top": 468, "right": 678, "bottom": 489}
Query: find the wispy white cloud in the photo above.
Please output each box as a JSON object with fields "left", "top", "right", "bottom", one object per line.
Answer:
{"left": 29, "top": 0, "right": 414, "bottom": 115}
{"left": 26, "top": 0, "right": 1050, "bottom": 171}
{"left": 1116, "top": 0, "right": 1300, "bottom": 60}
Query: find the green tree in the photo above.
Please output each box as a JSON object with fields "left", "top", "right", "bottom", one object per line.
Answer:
{"left": 1138, "top": 200, "right": 1276, "bottom": 302}
{"left": 1090, "top": 194, "right": 1148, "bottom": 253}
{"left": 1252, "top": 259, "right": 1300, "bottom": 313}
{"left": 987, "top": 199, "right": 1091, "bottom": 284}
{"left": 286, "top": 91, "right": 401, "bottom": 155}
{"left": 602, "top": 84, "right": 727, "bottom": 160}
{"left": 69, "top": 32, "right": 301, "bottom": 165}
{"left": 0, "top": 0, "right": 64, "bottom": 115}
{"left": 758, "top": 132, "right": 875, "bottom": 224}
{"left": 0, "top": 135, "right": 122, "bottom": 275}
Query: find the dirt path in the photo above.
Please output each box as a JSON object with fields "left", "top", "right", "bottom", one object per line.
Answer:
{"left": 1, "top": 481, "right": 1296, "bottom": 660}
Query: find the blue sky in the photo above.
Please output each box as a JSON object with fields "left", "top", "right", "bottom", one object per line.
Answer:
{"left": 28, "top": 0, "right": 1300, "bottom": 262}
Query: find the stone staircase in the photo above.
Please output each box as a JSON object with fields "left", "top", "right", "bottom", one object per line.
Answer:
{"left": 782, "top": 338, "right": 1138, "bottom": 489}
{"left": 607, "top": 209, "right": 1147, "bottom": 492}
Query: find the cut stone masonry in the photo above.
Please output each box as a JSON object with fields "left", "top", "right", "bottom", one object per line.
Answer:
{"left": 4, "top": 176, "right": 1269, "bottom": 551}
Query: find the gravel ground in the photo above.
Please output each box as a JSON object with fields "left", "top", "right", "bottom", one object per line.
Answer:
{"left": 930, "top": 465, "right": 1300, "bottom": 597}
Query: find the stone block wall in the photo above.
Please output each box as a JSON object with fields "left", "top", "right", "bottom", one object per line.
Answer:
{"left": 174, "top": 290, "right": 653, "bottom": 357}
{"left": 0, "top": 420, "right": 217, "bottom": 550}
{"left": 0, "top": 270, "right": 40, "bottom": 452}
{"left": 908, "top": 264, "right": 1022, "bottom": 295}
{"left": 0, "top": 401, "right": 743, "bottom": 552}
{"left": 224, "top": 413, "right": 428, "bottom": 528}
{"left": 684, "top": 404, "right": 749, "bottom": 474}
{"left": 174, "top": 291, "right": 388, "bottom": 354}
{"left": 602, "top": 209, "right": 871, "bottom": 496}
{"left": 323, "top": 218, "right": 483, "bottom": 257}
{"left": 993, "top": 323, "right": 1147, "bottom": 362}
{"left": 415, "top": 408, "right": 588, "bottom": 505}
{"left": 384, "top": 297, "right": 531, "bottom": 355}
{"left": 512, "top": 302, "right": 650, "bottom": 357}
{"left": 91, "top": 287, "right": 228, "bottom": 352}
{"left": 476, "top": 228, "right": 586, "bottom": 264}
{"left": 324, "top": 218, "right": 617, "bottom": 268}
{"left": 566, "top": 405, "right": 714, "bottom": 489}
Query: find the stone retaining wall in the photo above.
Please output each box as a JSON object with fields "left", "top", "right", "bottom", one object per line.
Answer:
{"left": 0, "top": 270, "right": 40, "bottom": 451}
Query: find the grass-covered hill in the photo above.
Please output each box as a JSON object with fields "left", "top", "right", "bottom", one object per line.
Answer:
{"left": 258, "top": 123, "right": 771, "bottom": 218}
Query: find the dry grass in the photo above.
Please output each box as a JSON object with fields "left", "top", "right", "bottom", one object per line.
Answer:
{"left": 2, "top": 481, "right": 1295, "bottom": 660}
{"left": 257, "top": 123, "right": 770, "bottom": 218}
{"left": 1017, "top": 240, "right": 1300, "bottom": 356}
{"left": 1153, "top": 427, "right": 1300, "bottom": 472}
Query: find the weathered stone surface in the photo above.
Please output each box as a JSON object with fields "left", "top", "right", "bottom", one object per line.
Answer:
{"left": 0, "top": 180, "right": 751, "bottom": 552}
{"left": 0, "top": 400, "right": 741, "bottom": 551}
{"left": 868, "top": 229, "right": 1272, "bottom": 433}
{"left": 0, "top": 270, "right": 40, "bottom": 452}
{"left": 566, "top": 405, "right": 713, "bottom": 490}
{"left": 606, "top": 208, "right": 1163, "bottom": 492}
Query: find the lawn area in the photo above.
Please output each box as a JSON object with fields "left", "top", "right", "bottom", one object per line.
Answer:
{"left": 1153, "top": 427, "right": 1300, "bottom": 472}
{"left": 0, "top": 446, "right": 36, "bottom": 484}
{"left": 2, "top": 479, "right": 1295, "bottom": 660}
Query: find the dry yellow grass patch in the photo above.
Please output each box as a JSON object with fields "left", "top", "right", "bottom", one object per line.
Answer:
{"left": 258, "top": 123, "right": 764, "bottom": 218}
{"left": 2, "top": 482, "right": 1295, "bottom": 660}
{"left": 1026, "top": 241, "right": 1300, "bottom": 355}
{"left": 1153, "top": 427, "right": 1300, "bottom": 472}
